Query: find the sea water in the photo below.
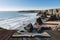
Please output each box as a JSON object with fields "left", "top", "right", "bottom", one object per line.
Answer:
{"left": 0, "top": 11, "right": 37, "bottom": 30}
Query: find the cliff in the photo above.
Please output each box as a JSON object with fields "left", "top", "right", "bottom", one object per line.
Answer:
{"left": 37, "top": 8, "right": 60, "bottom": 16}
{"left": 18, "top": 10, "right": 39, "bottom": 13}
{"left": 37, "top": 8, "right": 60, "bottom": 21}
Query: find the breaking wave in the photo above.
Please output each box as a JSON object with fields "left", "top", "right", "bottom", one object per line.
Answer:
{"left": 0, "top": 12, "right": 37, "bottom": 30}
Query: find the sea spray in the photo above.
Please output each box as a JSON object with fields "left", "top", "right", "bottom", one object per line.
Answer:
{"left": 0, "top": 12, "right": 37, "bottom": 30}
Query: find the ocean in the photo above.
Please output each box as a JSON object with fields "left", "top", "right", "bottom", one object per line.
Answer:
{"left": 0, "top": 11, "right": 37, "bottom": 30}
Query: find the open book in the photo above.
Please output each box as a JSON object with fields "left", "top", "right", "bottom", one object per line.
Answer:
{"left": 12, "top": 32, "right": 51, "bottom": 38}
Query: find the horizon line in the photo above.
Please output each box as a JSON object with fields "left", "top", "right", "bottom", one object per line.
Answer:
{"left": 0, "top": 8, "right": 60, "bottom": 11}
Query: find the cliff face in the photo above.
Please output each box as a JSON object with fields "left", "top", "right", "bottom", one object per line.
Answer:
{"left": 37, "top": 8, "right": 60, "bottom": 21}
{"left": 38, "top": 8, "right": 60, "bottom": 16}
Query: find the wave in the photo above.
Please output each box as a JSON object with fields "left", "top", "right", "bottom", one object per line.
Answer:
{"left": 0, "top": 13, "right": 37, "bottom": 30}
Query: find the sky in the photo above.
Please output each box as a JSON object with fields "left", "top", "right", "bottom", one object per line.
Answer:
{"left": 0, "top": 0, "right": 60, "bottom": 11}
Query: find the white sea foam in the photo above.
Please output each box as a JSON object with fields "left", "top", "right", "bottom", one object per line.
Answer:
{"left": 0, "top": 13, "right": 37, "bottom": 30}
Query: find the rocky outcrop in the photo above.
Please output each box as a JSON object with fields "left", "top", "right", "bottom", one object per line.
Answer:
{"left": 38, "top": 8, "right": 60, "bottom": 16}
{"left": 37, "top": 8, "right": 60, "bottom": 21}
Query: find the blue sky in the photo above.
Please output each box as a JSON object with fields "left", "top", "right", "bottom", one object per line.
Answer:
{"left": 0, "top": 0, "right": 60, "bottom": 11}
